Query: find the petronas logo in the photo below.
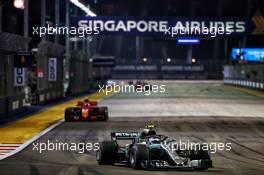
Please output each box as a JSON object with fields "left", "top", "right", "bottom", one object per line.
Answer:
{"left": 252, "top": 10, "right": 264, "bottom": 34}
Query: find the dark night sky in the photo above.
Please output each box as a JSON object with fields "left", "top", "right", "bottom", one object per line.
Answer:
{"left": 3, "top": 0, "right": 264, "bottom": 34}
{"left": 2, "top": 0, "right": 264, "bottom": 47}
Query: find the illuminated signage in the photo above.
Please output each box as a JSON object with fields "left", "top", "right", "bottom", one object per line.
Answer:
{"left": 14, "top": 68, "right": 27, "bottom": 86}
{"left": 231, "top": 48, "right": 264, "bottom": 62}
{"left": 177, "top": 37, "right": 200, "bottom": 44}
{"left": 70, "top": 16, "right": 258, "bottom": 37}
{"left": 48, "top": 58, "right": 57, "bottom": 81}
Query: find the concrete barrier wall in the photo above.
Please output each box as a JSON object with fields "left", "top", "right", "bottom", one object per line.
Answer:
{"left": 0, "top": 32, "right": 30, "bottom": 117}
{"left": 223, "top": 64, "right": 264, "bottom": 81}
{"left": 36, "top": 40, "right": 64, "bottom": 104}
{"left": 69, "top": 51, "right": 92, "bottom": 95}
{"left": 224, "top": 78, "right": 264, "bottom": 91}
{"left": 0, "top": 97, "right": 6, "bottom": 116}
{"left": 223, "top": 64, "right": 264, "bottom": 91}
{"left": 37, "top": 87, "right": 64, "bottom": 104}
{"left": 6, "top": 94, "right": 27, "bottom": 115}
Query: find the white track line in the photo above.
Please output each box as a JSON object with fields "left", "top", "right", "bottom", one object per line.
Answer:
{"left": 0, "top": 120, "right": 63, "bottom": 161}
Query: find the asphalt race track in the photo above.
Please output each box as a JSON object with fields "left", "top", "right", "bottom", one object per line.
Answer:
{"left": 0, "top": 81, "right": 264, "bottom": 175}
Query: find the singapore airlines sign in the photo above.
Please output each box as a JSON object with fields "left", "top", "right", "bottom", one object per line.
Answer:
{"left": 70, "top": 13, "right": 263, "bottom": 37}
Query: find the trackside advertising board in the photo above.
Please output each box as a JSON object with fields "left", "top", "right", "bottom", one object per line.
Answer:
{"left": 231, "top": 48, "right": 264, "bottom": 62}
{"left": 70, "top": 13, "right": 264, "bottom": 37}
{"left": 48, "top": 58, "right": 57, "bottom": 81}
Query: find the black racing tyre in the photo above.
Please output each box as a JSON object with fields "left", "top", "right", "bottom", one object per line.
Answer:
{"left": 190, "top": 149, "right": 210, "bottom": 160}
{"left": 190, "top": 147, "right": 211, "bottom": 170}
{"left": 99, "top": 107, "right": 108, "bottom": 121}
{"left": 64, "top": 107, "right": 73, "bottom": 121}
{"left": 96, "top": 141, "right": 117, "bottom": 165}
{"left": 129, "top": 144, "right": 149, "bottom": 169}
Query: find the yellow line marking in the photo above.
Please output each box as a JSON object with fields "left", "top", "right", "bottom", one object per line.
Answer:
{"left": 227, "top": 85, "right": 264, "bottom": 98}
{"left": 0, "top": 91, "right": 113, "bottom": 144}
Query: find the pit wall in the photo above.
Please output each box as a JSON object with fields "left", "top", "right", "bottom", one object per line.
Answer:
{"left": 68, "top": 51, "right": 93, "bottom": 95}
{"left": 0, "top": 32, "right": 30, "bottom": 117}
{"left": 35, "top": 40, "right": 64, "bottom": 104}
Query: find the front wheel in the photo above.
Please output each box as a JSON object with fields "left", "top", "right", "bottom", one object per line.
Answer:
{"left": 190, "top": 148, "right": 212, "bottom": 170}
{"left": 129, "top": 144, "right": 149, "bottom": 169}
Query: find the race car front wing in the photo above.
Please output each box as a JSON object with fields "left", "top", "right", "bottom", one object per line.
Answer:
{"left": 141, "top": 159, "right": 212, "bottom": 170}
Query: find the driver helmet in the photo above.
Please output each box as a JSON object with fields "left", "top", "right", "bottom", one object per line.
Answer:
{"left": 149, "top": 137, "right": 161, "bottom": 144}
{"left": 140, "top": 129, "right": 149, "bottom": 138}
{"left": 84, "top": 98, "right": 89, "bottom": 103}
{"left": 140, "top": 129, "right": 157, "bottom": 139}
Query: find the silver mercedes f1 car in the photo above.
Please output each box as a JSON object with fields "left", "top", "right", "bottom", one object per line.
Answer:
{"left": 96, "top": 125, "right": 212, "bottom": 170}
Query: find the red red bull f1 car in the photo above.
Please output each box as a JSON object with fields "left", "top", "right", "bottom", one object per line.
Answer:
{"left": 64, "top": 99, "right": 108, "bottom": 121}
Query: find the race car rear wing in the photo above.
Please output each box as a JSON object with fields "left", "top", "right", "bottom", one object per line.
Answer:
{"left": 111, "top": 132, "right": 139, "bottom": 140}
{"left": 77, "top": 101, "right": 98, "bottom": 107}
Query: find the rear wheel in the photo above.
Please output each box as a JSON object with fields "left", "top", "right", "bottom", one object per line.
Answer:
{"left": 65, "top": 107, "right": 82, "bottom": 121}
{"left": 129, "top": 144, "right": 149, "bottom": 169}
{"left": 96, "top": 141, "right": 117, "bottom": 165}
{"left": 64, "top": 107, "right": 73, "bottom": 121}
{"left": 98, "top": 107, "right": 108, "bottom": 121}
